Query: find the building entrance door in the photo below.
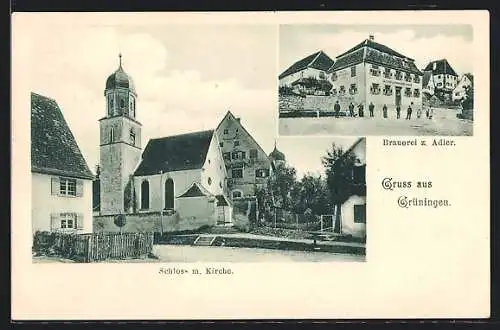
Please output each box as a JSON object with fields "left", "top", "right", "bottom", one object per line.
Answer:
{"left": 395, "top": 87, "right": 402, "bottom": 107}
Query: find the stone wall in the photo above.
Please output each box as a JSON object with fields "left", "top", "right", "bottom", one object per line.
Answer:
{"left": 93, "top": 210, "right": 217, "bottom": 233}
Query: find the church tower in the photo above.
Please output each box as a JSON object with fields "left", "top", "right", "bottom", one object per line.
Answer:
{"left": 99, "top": 54, "right": 142, "bottom": 215}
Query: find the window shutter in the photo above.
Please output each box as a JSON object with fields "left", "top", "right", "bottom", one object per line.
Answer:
{"left": 76, "top": 213, "right": 84, "bottom": 230}
{"left": 51, "top": 177, "right": 59, "bottom": 195}
{"left": 50, "top": 213, "right": 59, "bottom": 231}
{"left": 76, "top": 180, "right": 84, "bottom": 197}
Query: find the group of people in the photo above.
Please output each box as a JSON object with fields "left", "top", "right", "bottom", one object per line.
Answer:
{"left": 333, "top": 100, "right": 434, "bottom": 119}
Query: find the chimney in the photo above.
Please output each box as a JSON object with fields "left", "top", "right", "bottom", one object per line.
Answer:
{"left": 369, "top": 34, "right": 374, "bottom": 41}
{"left": 433, "top": 62, "right": 437, "bottom": 71}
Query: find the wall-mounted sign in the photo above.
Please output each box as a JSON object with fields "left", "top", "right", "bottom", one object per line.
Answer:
{"left": 382, "top": 79, "right": 413, "bottom": 87}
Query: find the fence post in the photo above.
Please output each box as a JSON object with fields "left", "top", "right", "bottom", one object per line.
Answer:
{"left": 87, "top": 235, "right": 92, "bottom": 263}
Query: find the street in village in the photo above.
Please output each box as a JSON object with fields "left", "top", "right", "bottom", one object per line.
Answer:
{"left": 279, "top": 107, "right": 473, "bottom": 136}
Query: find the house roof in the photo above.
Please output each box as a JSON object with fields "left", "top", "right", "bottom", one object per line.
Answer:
{"left": 278, "top": 50, "right": 334, "bottom": 79}
{"left": 134, "top": 130, "right": 214, "bottom": 176}
{"left": 329, "top": 38, "right": 421, "bottom": 75}
{"left": 31, "top": 92, "right": 94, "bottom": 180}
{"left": 215, "top": 194, "right": 231, "bottom": 206}
{"left": 423, "top": 59, "right": 458, "bottom": 76}
{"left": 336, "top": 38, "right": 412, "bottom": 61}
{"left": 422, "top": 71, "right": 433, "bottom": 86}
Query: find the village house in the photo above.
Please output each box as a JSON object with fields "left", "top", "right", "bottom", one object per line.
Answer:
{"left": 422, "top": 59, "right": 459, "bottom": 102}
{"left": 338, "top": 138, "right": 366, "bottom": 239}
{"left": 93, "top": 55, "right": 272, "bottom": 232}
{"left": 327, "top": 35, "right": 423, "bottom": 113}
{"left": 278, "top": 50, "right": 335, "bottom": 95}
{"left": 215, "top": 111, "right": 274, "bottom": 200}
{"left": 452, "top": 73, "right": 474, "bottom": 102}
{"left": 31, "top": 92, "right": 95, "bottom": 234}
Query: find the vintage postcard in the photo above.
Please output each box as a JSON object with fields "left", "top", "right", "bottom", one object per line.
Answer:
{"left": 12, "top": 11, "right": 489, "bottom": 320}
{"left": 278, "top": 24, "right": 474, "bottom": 136}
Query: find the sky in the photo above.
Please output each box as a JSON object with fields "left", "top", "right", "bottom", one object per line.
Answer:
{"left": 276, "top": 137, "right": 359, "bottom": 179}
{"left": 279, "top": 24, "right": 473, "bottom": 76}
{"left": 26, "top": 24, "right": 277, "bottom": 174}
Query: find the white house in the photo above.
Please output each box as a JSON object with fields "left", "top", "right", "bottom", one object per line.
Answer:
{"left": 278, "top": 50, "right": 335, "bottom": 89}
{"left": 31, "top": 92, "right": 95, "bottom": 234}
{"left": 452, "top": 73, "right": 473, "bottom": 102}
{"left": 422, "top": 59, "right": 459, "bottom": 102}
{"left": 338, "top": 138, "right": 366, "bottom": 239}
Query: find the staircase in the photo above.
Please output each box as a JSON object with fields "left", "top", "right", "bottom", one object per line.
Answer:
{"left": 193, "top": 235, "right": 217, "bottom": 246}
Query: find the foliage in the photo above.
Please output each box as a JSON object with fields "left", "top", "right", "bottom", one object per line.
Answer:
{"left": 321, "top": 143, "right": 359, "bottom": 206}
{"left": 461, "top": 84, "right": 474, "bottom": 110}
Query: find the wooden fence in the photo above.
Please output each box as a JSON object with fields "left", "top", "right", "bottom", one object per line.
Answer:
{"left": 33, "top": 231, "right": 154, "bottom": 262}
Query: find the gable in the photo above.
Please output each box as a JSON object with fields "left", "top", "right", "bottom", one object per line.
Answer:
{"left": 216, "top": 111, "right": 271, "bottom": 165}
{"left": 134, "top": 130, "right": 214, "bottom": 176}
{"left": 177, "top": 182, "right": 210, "bottom": 198}
{"left": 31, "top": 92, "right": 94, "bottom": 180}
{"left": 279, "top": 51, "right": 333, "bottom": 80}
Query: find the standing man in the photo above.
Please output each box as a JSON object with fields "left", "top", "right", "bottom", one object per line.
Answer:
{"left": 382, "top": 104, "right": 388, "bottom": 119}
{"left": 369, "top": 101, "right": 375, "bottom": 117}
{"left": 358, "top": 103, "right": 364, "bottom": 117}
{"left": 334, "top": 100, "right": 341, "bottom": 118}
{"left": 396, "top": 104, "right": 401, "bottom": 119}
{"left": 406, "top": 102, "right": 413, "bottom": 120}
{"left": 348, "top": 102, "right": 355, "bottom": 117}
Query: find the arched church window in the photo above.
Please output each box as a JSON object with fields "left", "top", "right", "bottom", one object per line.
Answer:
{"left": 141, "top": 180, "right": 150, "bottom": 209}
{"left": 129, "top": 129, "right": 136, "bottom": 145}
{"left": 109, "top": 127, "right": 114, "bottom": 143}
{"left": 120, "top": 99, "right": 125, "bottom": 109}
{"left": 108, "top": 95, "right": 114, "bottom": 116}
{"left": 164, "top": 179, "right": 174, "bottom": 210}
{"left": 208, "top": 177, "right": 212, "bottom": 185}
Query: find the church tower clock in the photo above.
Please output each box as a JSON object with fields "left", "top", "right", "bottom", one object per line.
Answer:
{"left": 99, "top": 54, "right": 142, "bottom": 215}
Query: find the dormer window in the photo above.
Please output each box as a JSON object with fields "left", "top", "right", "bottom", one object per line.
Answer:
{"left": 224, "top": 129, "right": 229, "bottom": 134}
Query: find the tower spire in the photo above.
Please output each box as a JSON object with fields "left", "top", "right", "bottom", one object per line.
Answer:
{"left": 118, "top": 53, "right": 122, "bottom": 68}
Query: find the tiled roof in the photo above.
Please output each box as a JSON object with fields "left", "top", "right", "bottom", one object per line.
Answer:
{"left": 279, "top": 50, "right": 334, "bottom": 79}
{"left": 134, "top": 130, "right": 214, "bottom": 176}
{"left": 215, "top": 194, "right": 231, "bottom": 206}
{"left": 337, "top": 38, "right": 412, "bottom": 61}
{"left": 365, "top": 48, "right": 422, "bottom": 75}
{"left": 328, "top": 48, "right": 364, "bottom": 72}
{"left": 31, "top": 92, "right": 94, "bottom": 180}
{"left": 329, "top": 39, "right": 421, "bottom": 75}
{"left": 423, "top": 59, "right": 458, "bottom": 76}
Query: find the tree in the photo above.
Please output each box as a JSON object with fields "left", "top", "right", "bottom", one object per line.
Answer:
{"left": 114, "top": 214, "right": 127, "bottom": 233}
{"left": 461, "top": 84, "right": 474, "bottom": 110}
{"left": 268, "top": 162, "right": 297, "bottom": 211}
{"left": 294, "top": 173, "right": 331, "bottom": 217}
{"left": 321, "top": 143, "right": 358, "bottom": 232}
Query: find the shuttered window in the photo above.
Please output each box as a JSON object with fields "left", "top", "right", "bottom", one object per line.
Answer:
{"left": 51, "top": 177, "right": 84, "bottom": 197}
{"left": 50, "top": 213, "right": 84, "bottom": 231}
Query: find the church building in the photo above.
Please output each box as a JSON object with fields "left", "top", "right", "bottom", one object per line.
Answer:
{"left": 93, "top": 55, "right": 274, "bottom": 232}
{"left": 327, "top": 35, "right": 423, "bottom": 112}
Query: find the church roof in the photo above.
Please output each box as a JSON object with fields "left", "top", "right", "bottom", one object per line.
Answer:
{"left": 134, "top": 130, "right": 214, "bottom": 176}
{"left": 105, "top": 55, "right": 136, "bottom": 95}
{"left": 269, "top": 145, "right": 285, "bottom": 161}
{"left": 279, "top": 50, "right": 334, "bottom": 79}
{"left": 464, "top": 73, "right": 474, "bottom": 85}
{"left": 423, "top": 59, "right": 458, "bottom": 76}
{"left": 31, "top": 92, "right": 94, "bottom": 180}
